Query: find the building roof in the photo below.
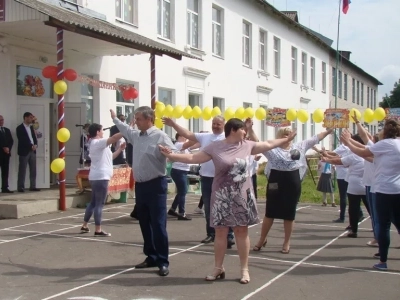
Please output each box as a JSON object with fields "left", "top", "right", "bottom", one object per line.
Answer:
{"left": 253, "top": 0, "right": 382, "bottom": 85}
{"left": 14, "top": 0, "right": 200, "bottom": 61}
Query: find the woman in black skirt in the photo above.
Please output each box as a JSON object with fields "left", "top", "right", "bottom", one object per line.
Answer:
{"left": 317, "top": 160, "right": 336, "bottom": 207}
{"left": 253, "top": 127, "right": 332, "bottom": 253}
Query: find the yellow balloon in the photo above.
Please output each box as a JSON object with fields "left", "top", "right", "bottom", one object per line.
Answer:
{"left": 54, "top": 80, "right": 68, "bottom": 95}
{"left": 373, "top": 107, "right": 386, "bottom": 121}
{"left": 57, "top": 128, "right": 70, "bottom": 143}
{"left": 155, "top": 109, "right": 164, "bottom": 118}
{"left": 211, "top": 106, "right": 221, "bottom": 117}
{"left": 50, "top": 158, "right": 65, "bottom": 174}
{"left": 286, "top": 108, "right": 297, "bottom": 121}
{"left": 312, "top": 109, "right": 324, "bottom": 123}
{"left": 156, "top": 101, "right": 165, "bottom": 110}
{"left": 349, "top": 108, "right": 361, "bottom": 123}
{"left": 172, "top": 105, "right": 184, "bottom": 119}
{"left": 182, "top": 106, "right": 192, "bottom": 119}
{"left": 202, "top": 106, "right": 212, "bottom": 120}
{"left": 297, "top": 109, "right": 309, "bottom": 123}
{"left": 255, "top": 107, "right": 266, "bottom": 120}
{"left": 192, "top": 106, "right": 202, "bottom": 119}
{"left": 224, "top": 108, "right": 235, "bottom": 120}
{"left": 363, "top": 108, "right": 374, "bottom": 123}
{"left": 235, "top": 107, "right": 245, "bottom": 119}
{"left": 154, "top": 118, "right": 163, "bottom": 129}
{"left": 244, "top": 107, "right": 254, "bottom": 119}
{"left": 164, "top": 105, "right": 174, "bottom": 118}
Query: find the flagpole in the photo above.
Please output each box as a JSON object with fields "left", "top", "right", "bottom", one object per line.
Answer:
{"left": 333, "top": 0, "right": 342, "bottom": 191}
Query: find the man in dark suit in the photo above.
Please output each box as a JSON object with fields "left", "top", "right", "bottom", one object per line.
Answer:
{"left": 0, "top": 115, "right": 14, "bottom": 193}
{"left": 16, "top": 112, "right": 40, "bottom": 192}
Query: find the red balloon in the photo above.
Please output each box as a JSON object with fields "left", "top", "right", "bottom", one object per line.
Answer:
{"left": 64, "top": 69, "right": 77, "bottom": 81}
{"left": 131, "top": 87, "right": 139, "bottom": 99}
{"left": 42, "top": 66, "right": 57, "bottom": 79}
{"left": 122, "top": 89, "right": 132, "bottom": 101}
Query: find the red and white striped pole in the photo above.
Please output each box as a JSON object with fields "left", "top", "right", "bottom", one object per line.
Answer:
{"left": 57, "top": 27, "right": 66, "bottom": 211}
{"left": 150, "top": 53, "right": 156, "bottom": 109}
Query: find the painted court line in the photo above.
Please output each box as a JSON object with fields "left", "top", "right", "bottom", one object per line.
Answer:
{"left": 41, "top": 243, "right": 206, "bottom": 300}
{"left": 241, "top": 218, "right": 371, "bottom": 300}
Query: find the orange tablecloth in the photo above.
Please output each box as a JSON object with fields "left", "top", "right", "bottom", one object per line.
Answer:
{"left": 76, "top": 166, "right": 134, "bottom": 193}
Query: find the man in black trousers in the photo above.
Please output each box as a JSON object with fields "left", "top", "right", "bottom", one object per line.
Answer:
{"left": 0, "top": 115, "right": 14, "bottom": 193}
{"left": 16, "top": 112, "right": 40, "bottom": 192}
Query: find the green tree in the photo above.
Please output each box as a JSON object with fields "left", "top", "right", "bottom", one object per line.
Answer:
{"left": 380, "top": 79, "right": 400, "bottom": 108}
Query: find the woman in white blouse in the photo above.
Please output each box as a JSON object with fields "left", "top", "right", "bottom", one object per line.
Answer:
{"left": 322, "top": 133, "right": 369, "bottom": 238}
{"left": 341, "top": 120, "right": 400, "bottom": 271}
{"left": 253, "top": 127, "right": 332, "bottom": 253}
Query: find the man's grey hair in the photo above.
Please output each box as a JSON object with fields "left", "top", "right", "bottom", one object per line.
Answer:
{"left": 134, "top": 106, "right": 155, "bottom": 123}
{"left": 213, "top": 115, "right": 225, "bottom": 122}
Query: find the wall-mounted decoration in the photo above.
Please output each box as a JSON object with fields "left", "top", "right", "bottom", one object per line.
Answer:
{"left": 16, "top": 65, "right": 53, "bottom": 98}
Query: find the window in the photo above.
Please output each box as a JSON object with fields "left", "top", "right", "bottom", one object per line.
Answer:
{"left": 332, "top": 67, "right": 336, "bottom": 96}
{"left": 356, "top": 80, "right": 360, "bottom": 105}
{"left": 291, "top": 47, "right": 297, "bottom": 83}
{"left": 310, "top": 57, "right": 315, "bottom": 89}
{"left": 187, "top": 0, "right": 199, "bottom": 48}
{"left": 260, "top": 105, "right": 268, "bottom": 141}
{"left": 302, "top": 122, "right": 307, "bottom": 140}
{"left": 115, "top": 0, "right": 137, "bottom": 25}
{"left": 0, "top": 0, "right": 4, "bottom": 22}
{"left": 212, "top": 6, "right": 223, "bottom": 56}
{"left": 322, "top": 62, "right": 326, "bottom": 92}
{"left": 243, "top": 102, "right": 252, "bottom": 108}
{"left": 310, "top": 113, "right": 315, "bottom": 136}
{"left": 291, "top": 121, "right": 297, "bottom": 142}
{"left": 157, "top": 0, "right": 172, "bottom": 39}
{"left": 213, "top": 97, "right": 225, "bottom": 112}
{"left": 361, "top": 83, "right": 364, "bottom": 106}
{"left": 370, "top": 88, "right": 374, "bottom": 109}
{"left": 189, "top": 94, "right": 201, "bottom": 133}
{"left": 116, "top": 82, "right": 136, "bottom": 124}
{"left": 374, "top": 89, "right": 376, "bottom": 109}
{"left": 301, "top": 52, "right": 307, "bottom": 86}
{"left": 159, "top": 88, "right": 173, "bottom": 138}
{"left": 352, "top": 78, "right": 355, "bottom": 103}
{"left": 242, "top": 21, "right": 251, "bottom": 66}
{"left": 273, "top": 37, "right": 281, "bottom": 76}
{"left": 338, "top": 71, "right": 342, "bottom": 98}
{"left": 259, "top": 30, "right": 268, "bottom": 71}
{"left": 344, "top": 74, "right": 348, "bottom": 100}
{"left": 81, "top": 75, "right": 94, "bottom": 124}
{"left": 367, "top": 87, "right": 370, "bottom": 107}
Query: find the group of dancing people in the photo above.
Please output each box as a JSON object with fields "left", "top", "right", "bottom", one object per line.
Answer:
{"left": 80, "top": 105, "right": 400, "bottom": 281}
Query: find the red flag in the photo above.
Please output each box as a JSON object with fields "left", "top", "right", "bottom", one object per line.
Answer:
{"left": 343, "top": 0, "right": 351, "bottom": 14}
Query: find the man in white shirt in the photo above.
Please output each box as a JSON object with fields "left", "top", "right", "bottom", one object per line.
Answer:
{"left": 163, "top": 116, "right": 235, "bottom": 248}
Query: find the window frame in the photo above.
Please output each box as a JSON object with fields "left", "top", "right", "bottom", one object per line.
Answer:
{"left": 338, "top": 70, "right": 342, "bottom": 99}
{"left": 367, "top": 86, "right": 370, "bottom": 107}
{"left": 260, "top": 105, "right": 269, "bottom": 141}
{"left": 157, "top": 0, "right": 173, "bottom": 40}
{"left": 115, "top": 0, "right": 138, "bottom": 26}
{"left": 344, "top": 73, "right": 348, "bottom": 100}
{"left": 322, "top": 62, "right": 326, "bottom": 92}
{"left": 242, "top": 20, "right": 252, "bottom": 67}
{"left": 310, "top": 57, "right": 315, "bottom": 89}
{"left": 188, "top": 93, "right": 202, "bottom": 133}
{"left": 212, "top": 5, "right": 223, "bottom": 57}
{"left": 361, "top": 83, "right": 364, "bottom": 106}
{"left": 273, "top": 36, "right": 281, "bottom": 77}
{"left": 332, "top": 67, "right": 336, "bottom": 96}
{"left": 81, "top": 74, "right": 94, "bottom": 124}
{"left": 291, "top": 46, "right": 297, "bottom": 83}
{"left": 301, "top": 52, "right": 307, "bottom": 86}
{"left": 158, "top": 87, "right": 174, "bottom": 138}
{"left": 352, "top": 78, "right": 355, "bottom": 103}
{"left": 186, "top": 0, "right": 200, "bottom": 49}
{"left": 213, "top": 97, "right": 225, "bottom": 112}
{"left": 356, "top": 80, "right": 360, "bottom": 105}
{"left": 259, "top": 30, "right": 268, "bottom": 72}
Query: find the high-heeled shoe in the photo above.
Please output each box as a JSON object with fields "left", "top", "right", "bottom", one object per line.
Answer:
{"left": 205, "top": 267, "right": 226, "bottom": 281}
{"left": 253, "top": 239, "right": 267, "bottom": 251}
{"left": 240, "top": 269, "right": 250, "bottom": 284}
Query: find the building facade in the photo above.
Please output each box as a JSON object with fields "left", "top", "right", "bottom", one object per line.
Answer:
{"left": 0, "top": 0, "right": 380, "bottom": 190}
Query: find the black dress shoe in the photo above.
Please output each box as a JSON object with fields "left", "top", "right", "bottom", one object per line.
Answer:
{"left": 201, "top": 236, "right": 214, "bottom": 243}
{"left": 167, "top": 209, "right": 179, "bottom": 217}
{"left": 29, "top": 188, "right": 41, "bottom": 191}
{"left": 134, "top": 261, "right": 156, "bottom": 269}
{"left": 2, "top": 189, "right": 13, "bottom": 193}
{"left": 18, "top": 189, "right": 25, "bottom": 193}
{"left": 158, "top": 266, "right": 169, "bottom": 276}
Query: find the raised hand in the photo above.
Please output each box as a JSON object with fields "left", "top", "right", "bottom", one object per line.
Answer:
{"left": 110, "top": 109, "right": 116, "bottom": 119}
{"left": 158, "top": 144, "right": 172, "bottom": 156}
{"left": 286, "top": 130, "right": 297, "bottom": 142}
{"left": 162, "top": 117, "right": 174, "bottom": 127}
{"left": 244, "top": 118, "right": 253, "bottom": 131}
{"left": 352, "top": 111, "right": 359, "bottom": 123}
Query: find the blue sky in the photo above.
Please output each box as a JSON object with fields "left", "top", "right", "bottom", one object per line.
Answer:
{"left": 269, "top": 0, "right": 400, "bottom": 101}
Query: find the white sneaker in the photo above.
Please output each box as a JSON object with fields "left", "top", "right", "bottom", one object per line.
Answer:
{"left": 194, "top": 207, "right": 204, "bottom": 215}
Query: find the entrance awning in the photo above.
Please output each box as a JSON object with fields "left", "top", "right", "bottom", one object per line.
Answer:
{"left": 9, "top": 0, "right": 200, "bottom": 60}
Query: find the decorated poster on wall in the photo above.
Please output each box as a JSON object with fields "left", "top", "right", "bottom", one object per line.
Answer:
{"left": 16, "top": 65, "right": 53, "bottom": 98}
{"left": 323, "top": 108, "right": 349, "bottom": 128}
{"left": 385, "top": 108, "right": 400, "bottom": 122}
{"left": 265, "top": 108, "right": 291, "bottom": 127}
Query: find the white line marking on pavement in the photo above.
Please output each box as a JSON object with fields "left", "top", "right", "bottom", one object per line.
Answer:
{"left": 241, "top": 218, "right": 371, "bottom": 300}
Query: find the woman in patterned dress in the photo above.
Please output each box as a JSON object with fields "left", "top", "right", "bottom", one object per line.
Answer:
{"left": 159, "top": 118, "right": 296, "bottom": 284}
{"left": 253, "top": 127, "right": 332, "bottom": 253}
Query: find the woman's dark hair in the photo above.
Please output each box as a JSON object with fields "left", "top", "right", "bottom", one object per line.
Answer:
{"left": 224, "top": 118, "right": 245, "bottom": 138}
{"left": 382, "top": 119, "right": 400, "bottom": 139}
{"left": 175, "top": 133, "right": 180, "bottom": 140}
{"left": 351, "top": 133, "right": 364, "bottom": 145}
{"left": 88, "top": 123, "right": 102, "bottom": 138}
